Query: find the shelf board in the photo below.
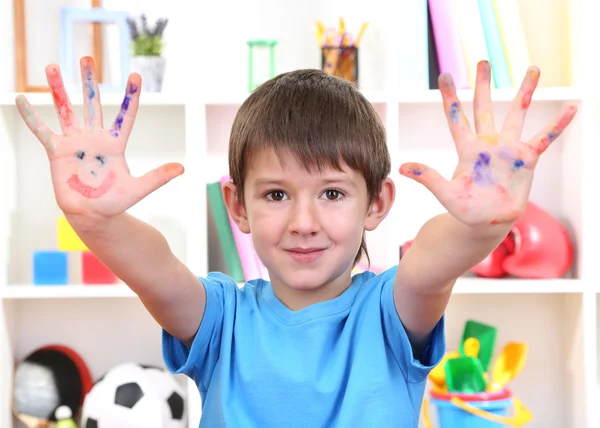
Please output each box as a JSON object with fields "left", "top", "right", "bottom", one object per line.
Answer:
{"left": 0, "top": 283, "right": 136, "bottom": 299}
{"left": 203, "top": 90, "right": 390, "bottom": 106}
{"left": 453, "top": 277, "right": 583, "bottom": 294}
{"left": 0, "top": 278, "right": 584, "bottom": 300}
{"left": 199, "top": 87, "right": 582, "bottom": 106}
{"left": 0, "top": 92, "right": 188, "bottom": 107}
{"left": 398, "top": 86, "right": 583, "bottom": 104}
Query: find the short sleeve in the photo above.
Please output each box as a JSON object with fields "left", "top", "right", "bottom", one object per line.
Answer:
{"left": 380, "top": 270, "right": 446, "bottom": 383}
{"left": 162, "top": 272, "right": 232, "bottom": 392}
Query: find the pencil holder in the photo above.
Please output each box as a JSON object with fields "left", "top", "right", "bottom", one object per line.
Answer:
{"left": 321, "top": 46, "right": 359, "bottom": 85}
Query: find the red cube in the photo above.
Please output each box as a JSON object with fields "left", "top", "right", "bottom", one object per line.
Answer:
{"left": 82, "top": 252, "right": 118, "bottom": 284}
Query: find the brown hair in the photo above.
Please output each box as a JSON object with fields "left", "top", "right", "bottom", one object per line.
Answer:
{"left": 228, "top": 69, "right": 391, "bottom": 266}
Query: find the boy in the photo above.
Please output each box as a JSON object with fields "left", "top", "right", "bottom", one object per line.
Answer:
{"left": 16, "top": 57, "right": 576, "bottom": 427}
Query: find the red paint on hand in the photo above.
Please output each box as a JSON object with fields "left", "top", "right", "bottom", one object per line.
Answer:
{"left": 67, "top": 170, "right": 116, "bottom": 199}
{"left": 521, "top": 91, "right": 533, "bottom": 109}
{"left": 47, "top": 67, "right": 75, "bottom": 128}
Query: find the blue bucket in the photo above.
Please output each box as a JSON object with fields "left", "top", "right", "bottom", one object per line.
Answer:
{"left": 427, "top": 389, "right": 513, "bottom": 428}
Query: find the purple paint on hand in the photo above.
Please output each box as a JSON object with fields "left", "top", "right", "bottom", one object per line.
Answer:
{"left": 110, "top": 83, "right": 138, "bottom": 137}
{"left": 472, "top": 152, "right": 494, "bottom": 185}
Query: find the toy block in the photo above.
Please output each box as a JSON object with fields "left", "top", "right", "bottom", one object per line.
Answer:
{"left": 57, "top": 216, "right": 89, "bottom": 251}
{"left": 82, "top": 252, "right": 118, "bottom": 284}
{"left": 33, "top": 250, "right": 68, "bottom": 285}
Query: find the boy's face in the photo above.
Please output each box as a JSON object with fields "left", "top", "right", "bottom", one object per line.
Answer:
{"left": 224, "top": 148, "right": 394, "bottom": 306}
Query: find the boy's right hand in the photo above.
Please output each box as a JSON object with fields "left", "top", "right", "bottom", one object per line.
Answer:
{"left": 15, "top": 56, "right": 183, "bottom": 228}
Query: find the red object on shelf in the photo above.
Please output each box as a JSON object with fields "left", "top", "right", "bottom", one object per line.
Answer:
{"left": 82, "top": 252, "right": 118, "bottom": 284}
{"left": 400, "top": 201, "right": 574, "bottom": 279}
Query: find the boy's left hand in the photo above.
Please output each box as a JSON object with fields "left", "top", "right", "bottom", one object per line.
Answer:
{"left": 400, "top": 60, "right": 577, "bottom": 227}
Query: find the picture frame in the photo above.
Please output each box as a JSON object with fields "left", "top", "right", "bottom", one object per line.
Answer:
{"left": 13, "top": 0, "right": 105, "bottom": 92}
{"left": 59, "top": 7, "right": 130, "bottom": 93}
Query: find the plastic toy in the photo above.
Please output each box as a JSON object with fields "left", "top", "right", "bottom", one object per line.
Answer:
{"left": 81, "top": 362, "right": 187, "bottom": 428}
{"left": 423, "top": 320, "right": 532, "bottom": 427}
{"left": 472, "top": 201, "right": 574, "bottom": 279}
{"left": 460, "top": 320, "right": 497, "bottom": 372}
{"left": 82, "top": 252, "right": 118, "bottom": 284}
{"left": 444, "top": 356, "right": 486, "bottom": 393}
{"left": 33, "top": 250, "right": 68, "bottom": 285}
{"left": 422, "top": 389, "right": 533, "bottom": 428}
{"left": 57, "top": 215, "right": 89, "bottom": 251}
{"left": 13, "top": 346, "right": 92, "bottom": 424}
{"left": 247, "top": 40, "right": 277, "bottom": 92}
{"left": 487, "top": 342, "right": 528, "bottom": 392}
{"left": 55, "top": 405, "right": 78, "bottom": 428}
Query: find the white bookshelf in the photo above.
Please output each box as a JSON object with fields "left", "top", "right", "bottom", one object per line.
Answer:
{"left": 0, "top": 0, "right": 598, "bottom": 427}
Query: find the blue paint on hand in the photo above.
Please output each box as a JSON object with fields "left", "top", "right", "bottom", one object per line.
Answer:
{"left": 450, "top": 102, "right": 460, "bottom": 123}
{"left": 84, "top": 70, "right": 96, "bottom": 127}
{"left": 411, "top": 169, "right": 422, "bottom": 176}
{"left": 513, "top": 159, "right": 524, "bottom": 170}
{"left": 472, "top": 151, "right": 494, "bottom": 185}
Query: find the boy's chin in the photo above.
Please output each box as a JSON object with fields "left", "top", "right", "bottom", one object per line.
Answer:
{"left": 275, "top": 269, "right": 347, "bottom": 292}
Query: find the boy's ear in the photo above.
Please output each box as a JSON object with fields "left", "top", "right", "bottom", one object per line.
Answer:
{"left": 365, "top": 177, "right": 395, "bottom": 231}
{"left": 222, "top": 180, "right": 251, "bottom": 234}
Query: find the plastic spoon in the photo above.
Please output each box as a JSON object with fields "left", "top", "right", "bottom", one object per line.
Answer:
{"left": 487, "top": 342, "right": 528, "bottom": 392}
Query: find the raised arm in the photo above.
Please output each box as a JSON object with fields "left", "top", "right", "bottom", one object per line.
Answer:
{"left": 16, "top": 57, "right": 205, "bottom": 345}
{"left": 393, "top": 60, "right": 577, "bottom": 356}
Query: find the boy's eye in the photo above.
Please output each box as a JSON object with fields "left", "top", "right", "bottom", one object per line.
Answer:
{"left": 266, "top": 190, "right": 287, "bottom": 201}
{"left": 321, "top": 189, "right": 344, "bottom": 201}
{"left": 95, "top": 155, "right": 106, "bottom": 166}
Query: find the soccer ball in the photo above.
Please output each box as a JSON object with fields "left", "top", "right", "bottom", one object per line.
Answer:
{"left": 81, "top": 362, "right": 186, "bottom": 428}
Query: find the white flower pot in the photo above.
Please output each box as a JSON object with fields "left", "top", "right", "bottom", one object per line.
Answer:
{"left": 131, "top": 56, "right": 166, "bottom": 92}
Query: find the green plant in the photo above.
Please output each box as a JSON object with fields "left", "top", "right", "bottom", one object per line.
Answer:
{"left": 126, "top": 14, "right": 169, "bottom": 56}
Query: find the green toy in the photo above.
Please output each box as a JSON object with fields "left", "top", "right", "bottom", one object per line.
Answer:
{"left": 444, "top": 356, "right": 487, "bottom": 393}
{"left": 247, "top": 39, "right": 278, "bottom": 92}
{"left": 55, "top": 405, "right": 78, "bottom": 428}
{"left": 460, "top": 319, "right": 497, "bottom": 372}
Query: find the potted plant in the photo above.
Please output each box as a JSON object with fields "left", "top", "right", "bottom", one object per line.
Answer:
{"left": 126, "top": 14, "right": 169, "bottom": 92}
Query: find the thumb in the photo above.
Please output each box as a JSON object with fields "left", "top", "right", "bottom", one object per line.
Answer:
{"left": 399, "top": 162, "right": 448, "bottom": 199}
{"left": 136, "top": 162, "right": 185, "bottom": 198}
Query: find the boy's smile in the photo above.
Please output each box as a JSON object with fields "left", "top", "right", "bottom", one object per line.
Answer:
{"left": 224, "top": 147, "right": 394, "bottom": 311}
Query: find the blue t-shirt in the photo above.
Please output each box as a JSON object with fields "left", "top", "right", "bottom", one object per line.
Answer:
{"left": 162, "top": 266, "right": 445, "bottom": 427}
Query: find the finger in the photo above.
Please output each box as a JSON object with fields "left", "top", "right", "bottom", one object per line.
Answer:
{"left": 473, "top": 60, "right": 496, "bottom": 136}
{"left": 45, "top": 64, "right": 79, "bottom": 133}
{"left": 438, "top": 73, "right": 473, "bottom": 146}
{"left": 15, "top": 95, "right": 58, "bottom": 152}
{"left": 399, "top": 162, "right": 450, "bottom": 201}
{"left": 80, "top": 56, "right": 103, "bottom": 130}
{"left": 109, "top": 73, "right": 141, "bottom": 140}
{"left": 501, "top": 66, "right": 540, "bottom": 141}
{"left": 524, "top": 103, "right": 577, "bottom": 160}
{"left": 134, "top": 163, "right": 185, "bottom": 200}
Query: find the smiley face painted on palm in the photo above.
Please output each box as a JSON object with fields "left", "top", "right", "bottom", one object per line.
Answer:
{"left": 67, "top": 149, "right": 116, "bottom": 198}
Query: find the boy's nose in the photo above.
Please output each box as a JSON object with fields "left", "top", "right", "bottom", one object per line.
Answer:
{"left": 288, "top": 202, "right": 320, "bottom": 236}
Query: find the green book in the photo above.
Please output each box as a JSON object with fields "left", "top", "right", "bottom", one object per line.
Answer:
{"left": 207, "top": 182, "right": 245, "bottom": 282}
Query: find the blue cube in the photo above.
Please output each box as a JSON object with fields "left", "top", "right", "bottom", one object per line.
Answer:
{"left": 33, "top": 250, "right": 68, "bottom": 285}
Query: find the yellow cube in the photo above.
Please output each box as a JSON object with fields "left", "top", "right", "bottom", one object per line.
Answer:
{"left": 57, "top": 216, "right": 89, "bottom": 251}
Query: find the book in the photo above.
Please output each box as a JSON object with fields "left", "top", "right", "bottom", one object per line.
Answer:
{"left": 477, "top": 0, "right": 512, "bottom": 88}
{"left": 206, "top": 181, "right": 245, "bottom": 283}
{"left": 493, "top": 0, "right": 530, "bottom": 85}
{"left": 428, "top": 0, "right": 470, "bottom": 89}
{"left": 456, "top": 0, "right": 490, "bottom": 87}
